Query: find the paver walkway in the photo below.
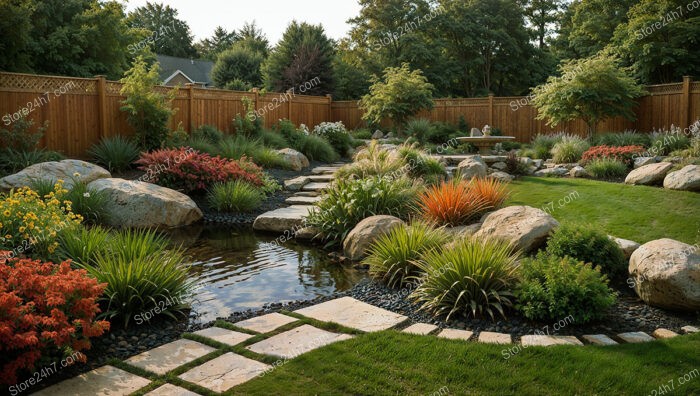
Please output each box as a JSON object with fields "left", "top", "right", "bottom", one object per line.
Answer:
{"left": 36, "top": 297, "right": 698, "bottom": 395}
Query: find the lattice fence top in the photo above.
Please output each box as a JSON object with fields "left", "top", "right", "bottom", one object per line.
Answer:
{"left": 105, "top": 82, "right": 123, "bottom": 95}
{"left": 691, "top": 82, "right": 700, "bottom": 93}
{"left": 648, "top": 83, "right": 683, "bottom": 94}
{"left": 0, "top": 73, "right": 96, "bottom": 93}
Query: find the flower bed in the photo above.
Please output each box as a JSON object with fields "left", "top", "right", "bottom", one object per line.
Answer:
{"left": 581, "top": 145, "right": 645, "bottom": 166}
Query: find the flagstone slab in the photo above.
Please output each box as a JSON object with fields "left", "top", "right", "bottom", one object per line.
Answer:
{"left": 681, "top": 325, "right": 699, "bottom": 334}
{"left": 285, "top": 195, "right": 322, "bottom": 205}
{"left": 125, "top": 339, "right": 216, "bottom": 375}
{"left": 521, "top": 335, "right": 583, "bottom": 346}
{"left": 617, "top": 331, "right": 655, "bottom": 343}
{"left": 438, "top": 329, "right": 474, "bottom": 341}
{"left": 33, "top": 365, "right": 150, "bottom": 396}
{"left": 234, "top": 312, "right": 298, "bottom": 333}
{"left": 302, "top": 182, "right": 331, "bottom": 191}
{"left": 178, "top": 352, "right": 270, "bottom": 393}
{"left": 311, "top": 166, "right": 341, "bottom": 174}
{"left": 403, "top": 323, "right": 438, "bottom": 335}
{"left": 478, "top": 331, "right": 512, "bottom": 345}
{"left": 193, "top": 327, "right": 254, "bottom": 346}
{"left": 294, "top": 297, "right": 408, "bottom": 332}
{"left": 652, "top": 328, "right": 679, "bottom": 339}
{"left": 253, "top": 205, "right": 315, "bottom": 233}
{"left": 145, "top": 383, "right": 200, "bottom": 396}
{"left": 307, "top": 174, "right": 335, "bottom": 182}
{"left": 581, "top": 334, "right": 618, "bottom": 346}
{"left": 246, "top": 324, "right": 352, "bottom": 359}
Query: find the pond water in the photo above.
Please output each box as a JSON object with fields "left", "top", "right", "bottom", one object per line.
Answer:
{"left": 165, "top": 226, "right": 368, "bottom": 324}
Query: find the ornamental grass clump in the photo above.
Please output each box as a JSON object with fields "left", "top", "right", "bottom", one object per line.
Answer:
{"left": 411, "top": 237, "right": 521, "bottom": 320}
{"left": 551, "top": 135, "right": 590, "bottom": 163}
{"left": 419, "top": 178, "right": 510, "bottom": 227}
{"left": 207, "top": 180, "right": 264, "bottom": 212}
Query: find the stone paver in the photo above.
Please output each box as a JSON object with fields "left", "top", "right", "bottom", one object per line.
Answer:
{"left": 295, "top": 297, "right": 408, "bottom": 332}
{"left": 285, "top": 195, "right": 322, "bottom": 205}
{"left": 234, "top": 312, "right": 298, "bottom": 333}
{"left": 581, "top": 334, "right": 619, "bottom": 346}
{"left": 33, "top": 365, "right": 150, "bottom": 396}
{"left": 403, "top": 323, "right": 438, "bottom": 335}
{"left": 438, "top": 329, "right": 474, "bottom": 341}
{"left": 311, "top": 166, "right": 340, "bottom": 174}
{"left": 294, "top": 191, "right": 319, "bottom": 197}
{"left": 652, "top": 328, "right": 679, "bottom": 339}
{"left": 302, "top": 182, "right": 330, "bottom": 191}
{"left": 178, "top": 352, "right": 270, "bottom": 393}
{"left": 145, "top": 383, "right": 200, "bottom": 396}
{"left": 478, "top": 331, "right": 512, "bottom": 345}
{"left": 252, "top": 205, "right": 315, "bottom": 233}
{"left": 617, "top": 331, "right": 655, "bottom": 343}
{"left": 521, "top": 335, "right": 583, "bottom": 346}
{"left": 246, "top": 324, "right": 352, "bottom": 359}
{"left": 193, "top": 326, "right": 254, "bottom": 346}
{"left": 681, "top": 325, "right": 699, "bottom": 334}
{"left": 307, "top": 174, "right": 335, "bottom": 182}
{"left": 125, "top": 339, "right": 216, "bottom": 375}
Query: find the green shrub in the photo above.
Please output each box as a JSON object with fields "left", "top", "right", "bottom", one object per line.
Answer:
{"left": 88, "top": 135, "right": 140, "bottom": 173}
{"left": 0, "top": 117, "right": 47, "bottom": 152}
{"left": 297, "top": 134, "right": 339, "bottom": 162}
{"left": 515, "top": 253, "right": 616, "bottom": 324}
{"left": 258, "top": 172, "right": 282, "bottom": 195}
{"left": 405, "top": 118, "right": 433, "bottom": 143}
{"left": 593, "top": 131, "right": 650, "bottom": 147}
{"left": 207, "top": 180, "right": 263, "bottom": 212}
{"left": 307, "top": 176, "right": 422, "bottom": 246}
{"left": 57, "top": 226, "right": 112, "bottom": 267}
{"left": 398, "top": 144, "right": 446, "bottom": 184}
{"left": 76, "top": 228, "right": 194, "bottom": 327}
{"left": 365, "top": 222, "right": 448, "bottom": 287}
{"left": 411, "top": 237, "right": 520, "bottom": 320}
{"left": 545, "top": 224, "right": 627, "bottom": 277}
{"left": 252, "top": 147, "right": 290, "bottom": 169}
{"left": 233, "top": 97, "right": 264, "bottom": 137}
{"left": 551, "top": 136, "right": 590, "bottom": 163}
{"left": 351, "top": 128, "right": 373, "bottom": 140}
{"left": 191, "top": 124, "right": 224, "bottom": 144}
{"left": 585, "top": 158, "right": 628, "bottom": 179}
{"left": 313, "top": 121, "right": 352, "bottom": 157}
{"left": 427, "top": 122, "right": 459, "bottom": 144}
{"left": 258, "top": 129, "right": 288, "bottom": 149}
{"left": 336, "top": 140, "right": 404, "bottom": 179}
{"left": 184, "top": 136, "right": 219, "bottom": 155}
{"left": 0, "top": 148, "right": 64, "bottom": 174}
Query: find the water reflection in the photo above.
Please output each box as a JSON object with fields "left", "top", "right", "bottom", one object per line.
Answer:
{"left": 168, "top": 226, "right": 367, "bottom": 323}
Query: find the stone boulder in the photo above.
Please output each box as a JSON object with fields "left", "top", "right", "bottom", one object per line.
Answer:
{"left": 663, "top": 165, "right": 700, "bottom": 191}
{"left": 371, "top": 130, "right": 384, "bottom": 139}
{"left": 629, "top": 238, "right": 700, "bottom": 311}
{"left": 569, "top": 166, "right": 588, "bottom": 178}
{"left": 534, "top": 167, "right": 568, "bottom": 177}
{"left": 284, "top": 176, "right": 310, "bottom": 191}
{"left": 88, "top": 178, "right": 202, "bottom": 228}
{"left": 456, "top": 156, "right": 487, "bottom": 179}
{"left": 343, "top": 215, "right": 404, "bottom": 261}
{"left": 0, "top": 159, "right": 110, "bottom": 191}
{"left": 634, "top": 157, "right": 656, "bottom": 169}
{"left": 625, "top": 162, "right": 673, "bottom": 185}
{"left": 277, "top": 148, "right": 309, "bottom": 172}
{"left": 491, "top": 162, "right": 507, "bottom": 171}
{"left": 474, "top": 206, "right": 559, "bottom": 253}
{"left": 609, "top": 236, "right": 641, "bottom": 259}
{"left": 489, "top": 171, "right": 514, "bottom": 183}
{"left": 253, "top": 205, "right": 315, "bottom": 233}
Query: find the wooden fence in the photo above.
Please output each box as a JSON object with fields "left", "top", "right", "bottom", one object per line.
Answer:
{"left": 0, "top": 72, "right": 698, "bottom": 158}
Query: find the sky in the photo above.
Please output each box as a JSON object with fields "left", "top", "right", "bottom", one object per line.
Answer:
{"left": 123, "top": 0, "right": 362, "bottom": 46}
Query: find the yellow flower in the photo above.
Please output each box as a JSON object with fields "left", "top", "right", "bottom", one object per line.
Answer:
{"left": 2, "top": 210, "right": 9, "bottom": 217}
{"left": 4, "top": 235, "right": 11, "bottom": 240}
{"left": 19, "top": 226, "right": 25, "bottom": 233}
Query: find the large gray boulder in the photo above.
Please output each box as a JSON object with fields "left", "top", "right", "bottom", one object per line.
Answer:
{"left": 474, "top": 206, "right": 559, "bottom": 253}
{"left": 88, "top": 178, "right": 202, "bottom": 228}
{"left": 278, "top": 148, "right": 309, "bottom": 172}
{"left": 625, "top": 162, "right": 673, "bottom": 185}
{"left": 456, "top": 156, "right": 487, "bottom": 179}
{"left": 663, "top": 165, "right": 700, "bottom": 191}
{"left": 0, "top": 160, "right": 110, "bottom": 191}
{"left": 343, "top": 215, "right": 404, "bottom": 261}
{"left": 629, "top": 238, "right": 700, "bottom": 311}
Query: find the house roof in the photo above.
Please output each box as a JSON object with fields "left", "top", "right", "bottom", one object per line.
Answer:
{"left": 156, "top": 54, "right": 214, "bottom": 85}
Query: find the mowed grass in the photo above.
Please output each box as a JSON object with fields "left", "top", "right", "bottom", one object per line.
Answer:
{"left": 507, "top": 177, "right": 700, "bottom": 244}
{"left": 237, "top": 331, "right": 700, "bottom": 396}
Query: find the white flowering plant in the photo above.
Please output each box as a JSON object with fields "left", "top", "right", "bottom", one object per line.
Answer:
{"left": 312, "top": 121, "right": 351, "bottom": 156}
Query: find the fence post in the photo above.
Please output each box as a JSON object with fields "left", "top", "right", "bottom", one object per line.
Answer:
{"left": 287, "top": 90, "right": 294, "bottom": 123}
{"left": 186, "top": 83, "right": 195, "bottom": 131}
{"left": 95, "top": 75, "right": 107, "bottom": 139}
{"left": 488, "top": 93, "right": 494, "bottom": 127}
{"left": 681, "top": 76, "right": 691, "bottom": 129}
{"left": 326, "top": 94, "right": 332, "bottom": 122}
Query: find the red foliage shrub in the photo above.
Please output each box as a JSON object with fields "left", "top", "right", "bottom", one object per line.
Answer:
{"left": 0, "top": 254, "right": 110, "bottom": 385}
{"left": 581, "top": 145, "right": 645, "bottom": 166}
{"left": 135, "top": 147, "right": 263, "bottom": 193}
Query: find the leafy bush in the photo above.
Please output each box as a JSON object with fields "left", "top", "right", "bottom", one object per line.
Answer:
{"left": 120, "top": 55, "right": 174, "bottom": 150}
{"left": 207, "top": 180, "right": 263, "bottom": 212}
{"left": 397, "top": 144, "right": 446, "bottom": 183}
{"left": 0, "top": 183, "right": 82, "bottom": 260}
{"left": 411, "top": 237, "right": 520, "bottom": 320}
{"left": 135, "top": 148, "right": 262, "bottom": 193}
{"left": 313, "top": 121, "right": 351, "bottom": 157}
{"left": 365, "top": 222, "right": 448, "bottom": 288}
{"left": 88, "top": 135, "right": 140, "bottom": 173}
{"left": 307, "top": 176, "right": 422, "bottom": 246}
{"left": 531, "top": 133, "right": 569, "bottom": 159}
{"left": 218, "top": 135, "right": 261, "bottom": 160}
{"left": 297, "top": 134, "right": 339, "bottom": 162}
{"left": 0, "top": 256, "right": 110, "bottom": 385}
{"left": 351, "top": 128, "right": 373, "bottom": 140}
{"left": 405, "top": 118, "right": 433, "bottom": 143}
{"left": 418, "top": 180, "right": 489, "bottom": 227}
{"left": 0, "top": 148, "right": 64, "bottom": 175}
{"left": 545, "top": 224, "right": 627, "bottom": 277}
{"left": 585, "top": 158, "right": 629, "bottom": 179}
{"left": 0, "top": 116, "right": 48, "bottom": 152}
{"left": 427, "top": 122, "right": 459, "bottom": 144}
{"left": 515, "top": 253, "right": 616, "bottom": 324}
{"left": 164, "top": 123, "right": 190, "bottom": 148}
{"left": 75, "top": 229, "right": 194, "bottom": 327}
{"left": 551, "top": 135, "right": 590, "bottom": 163}
{"left": 232, "top": 97, "right": 263, "bottom": 137}
{"left": 191, "top": 125, "right": 224, "bottom": 144}
{"left": 593, "top": 131, "right": 650, "bottom": 147}
{"left": 581, "top": 145, "right": 644, "bottom": 166}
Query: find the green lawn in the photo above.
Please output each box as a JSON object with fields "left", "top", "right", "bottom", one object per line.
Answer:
{"left": 507, "top": 177, "right": 700, "bottom": 244}
{"left": 237, "top": 331, "right": 700, "bottom": 395}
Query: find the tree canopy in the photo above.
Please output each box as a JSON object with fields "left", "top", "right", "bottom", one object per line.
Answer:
{"left": 127, "top": 2, "right": 197, "bottom": 58}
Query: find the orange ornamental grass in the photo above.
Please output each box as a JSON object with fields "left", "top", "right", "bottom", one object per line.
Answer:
{"left": 418, "top": 178, "right": 510, "bottom": 226}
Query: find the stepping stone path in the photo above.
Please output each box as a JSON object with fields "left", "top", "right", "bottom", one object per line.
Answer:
{"left": 302, "top": 182, "right": 330, "bottom": 191}
{"left": 285, "top": 195, "right": 322, "bottom": 205}
{"left": 252, "top": 205, "right": 315, "bottom": 233}
{"left": 652, "top": 328, "right": 679, "bottom": 339}
{"left": 682, "top": 325, "right": 699, "bottom": 334}
{"left": 37, "top": 295, "right": 699, "bottom": 395}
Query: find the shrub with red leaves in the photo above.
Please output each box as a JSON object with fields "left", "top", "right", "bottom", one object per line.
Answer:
{"left": 581, "top": 145, "right": 645, "bottom": 166}
{"left": 0, "top": 254, "right": 110, "bottom": 385}
{"left": 135, "top": 147, "right": 263, "bottom": 193}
